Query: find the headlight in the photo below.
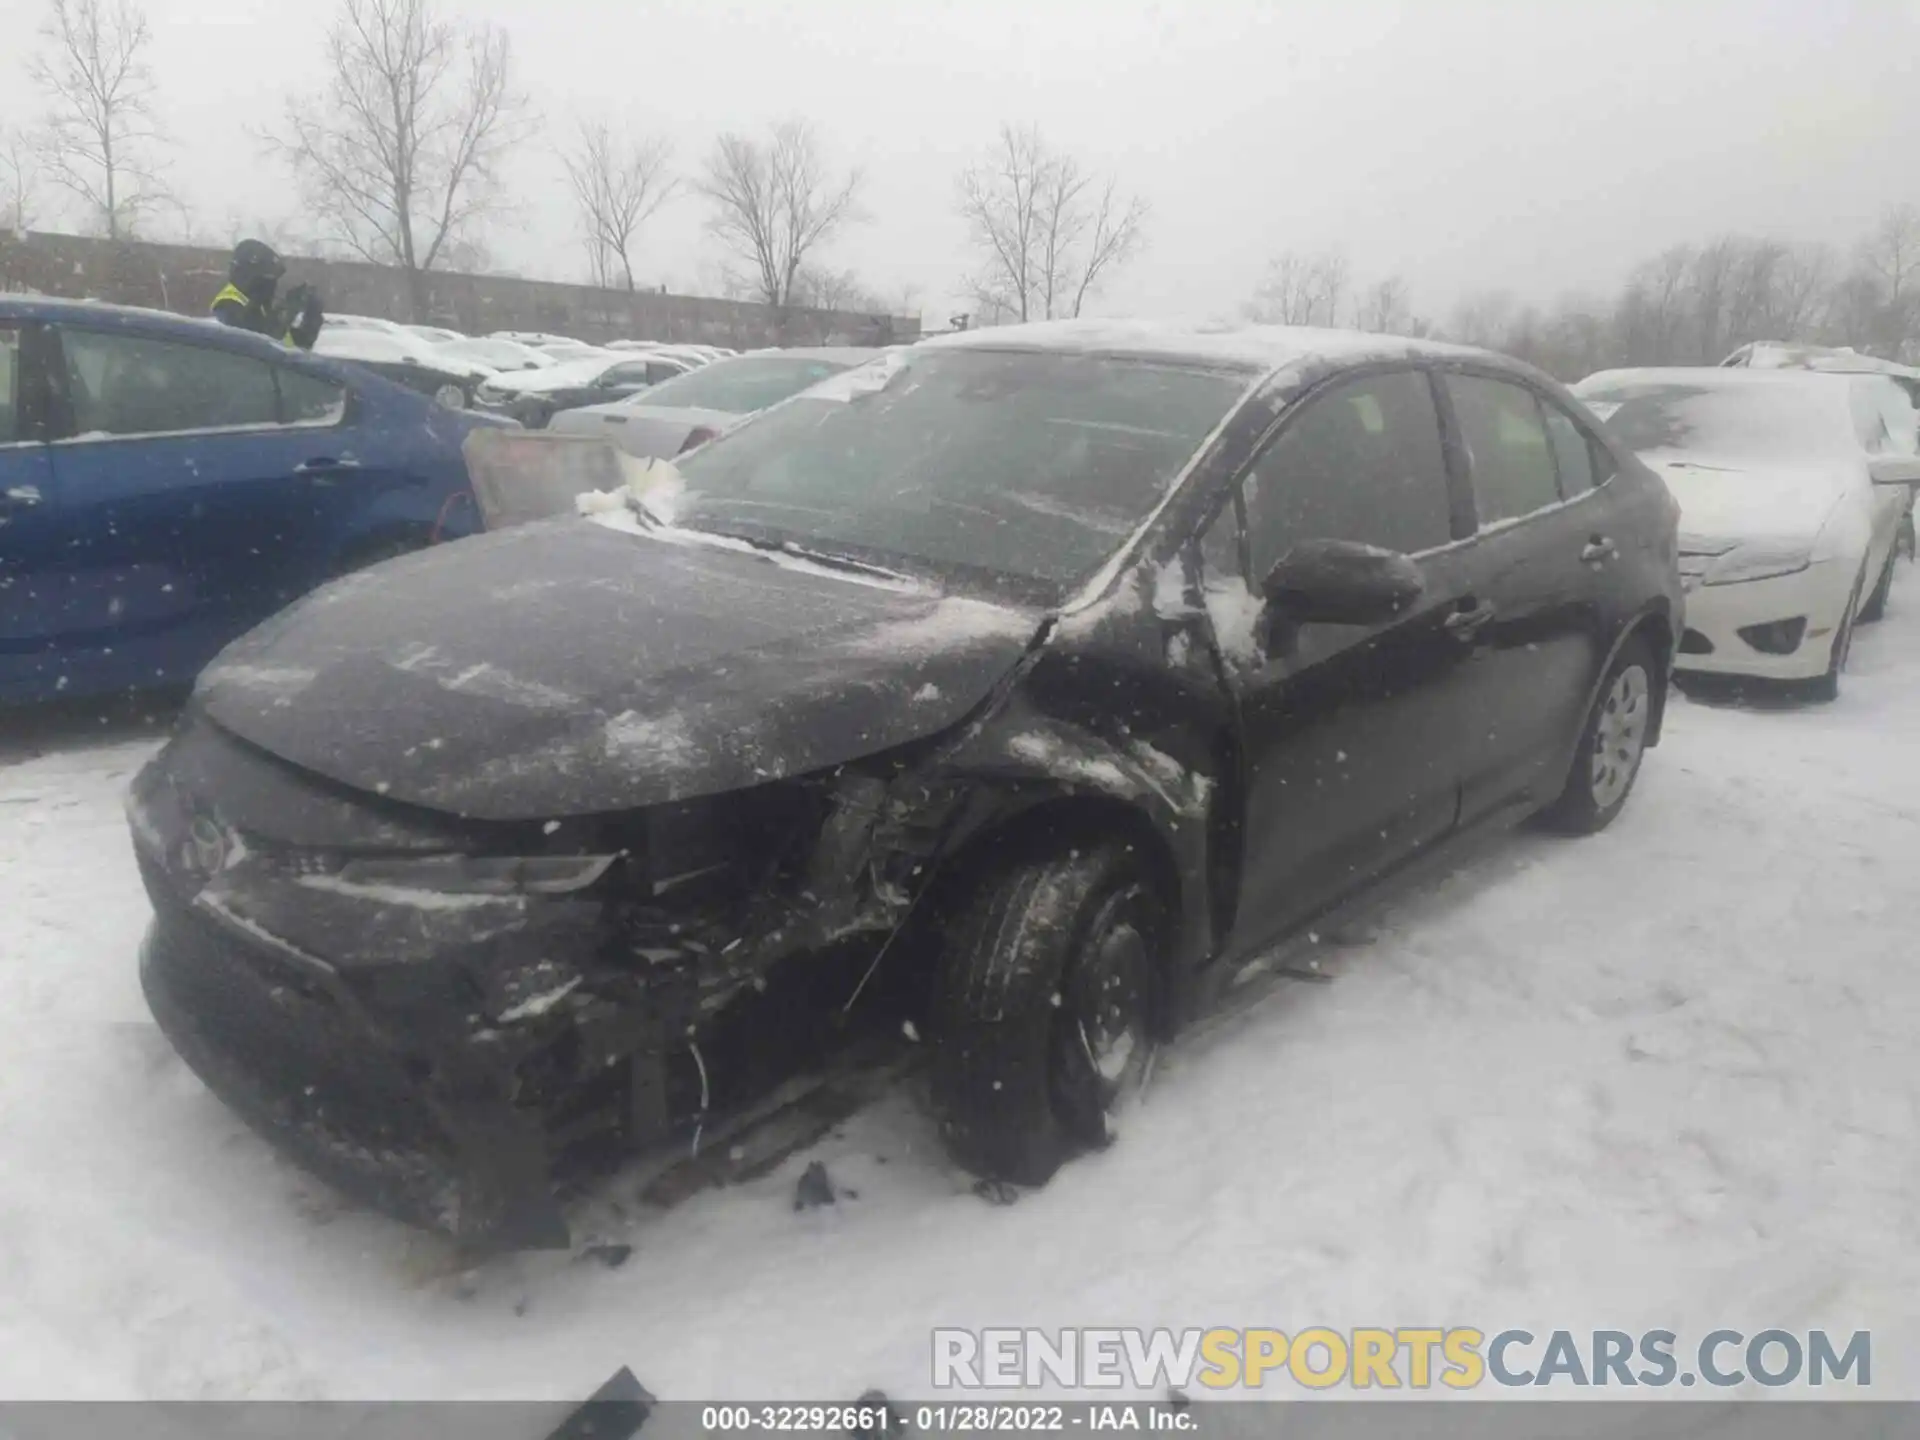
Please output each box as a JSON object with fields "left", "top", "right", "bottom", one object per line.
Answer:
{"left": 1702, "top": 540, "right": 1812, "bottom": 586}
{"left": 335, "top": 854, "right": 616, "bottom": 896}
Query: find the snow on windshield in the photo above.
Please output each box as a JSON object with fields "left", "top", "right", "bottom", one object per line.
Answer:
{"left": 1574, "top": 377, "right": 1859, "bottom": 461}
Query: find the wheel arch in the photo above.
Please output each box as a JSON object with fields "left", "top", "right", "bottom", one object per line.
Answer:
{"left": 914, "top": 706, "right": 1224, "bottom": 1036}
{"left": 1611, "top": 603, "right": 1676, "bottom": 747}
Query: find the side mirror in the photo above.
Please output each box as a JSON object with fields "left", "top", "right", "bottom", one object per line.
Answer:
{"left": 1868, "top": 455, "right": 1920, "bottom": 486}
{"left": 1261, "top": 539, "right": 1425, "bottom": 628}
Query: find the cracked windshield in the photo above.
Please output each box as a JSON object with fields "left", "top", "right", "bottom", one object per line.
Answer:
{"left": 1, "top": 0, "right": 1916, "bottom": 1434}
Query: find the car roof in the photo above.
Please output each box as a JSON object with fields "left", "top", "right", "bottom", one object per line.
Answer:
{"left": 1579, "top": 366, "right": 1882, "bottom": 392}
{"left": 0, "top": 293, "right": 303, "bottom": 364}
{"left": 916, "top": 317, "right": 1502, "bottom": 378}
{"left": 736, "top": 345, "right": 882, "bottom": 364}
{"left": 1722, "top": 340, "right": 1920, "bottom": 381}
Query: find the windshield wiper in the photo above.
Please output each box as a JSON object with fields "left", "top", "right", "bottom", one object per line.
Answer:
{"left": 619, "top": 489, "right": 664, "bottom": 530}
{"left": 720, "top": 530, "right": 915, "bottom": 584}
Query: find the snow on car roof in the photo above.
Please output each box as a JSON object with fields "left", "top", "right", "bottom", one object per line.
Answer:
{"left": 1579, "top": 366, "right": 1869, "bottom": 391}
{"left": 918, "top": 317, "right": 1495, "bottom": 375}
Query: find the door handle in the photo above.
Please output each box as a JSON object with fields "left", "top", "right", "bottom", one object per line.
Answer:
{"left": 294, "top": 457, "right": 360, "bottom": 474}
{"left": 1444, "top": 599, "right": 1496, "bottom": 639}
{"left": 1, "top": 484, "right": 42, "bottom": 508}
{"left": 1581, "top": 536, "right": 1617, "bottom": 563}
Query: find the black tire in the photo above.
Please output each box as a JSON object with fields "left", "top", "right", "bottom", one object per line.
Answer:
{"left": 1803, "top": 574, "right": 1864, "bottom": 704}
{"left": 1859, "top": 547, "right": 1895, "bottom": 624}
{"left": 932, "top": 839, "right": 1167, "bottom": 1187}
{"left": 1539, "top": 635, "right": 1659, "bottom": 835}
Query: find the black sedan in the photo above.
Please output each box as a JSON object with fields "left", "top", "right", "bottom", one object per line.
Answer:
{"left": 128, "top": 321, "right": 1683, "bottom": 1248}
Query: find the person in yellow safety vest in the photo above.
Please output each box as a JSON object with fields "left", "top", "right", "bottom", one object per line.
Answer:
{"left": 210, "top": 239, "right": 323, "bottom": 350}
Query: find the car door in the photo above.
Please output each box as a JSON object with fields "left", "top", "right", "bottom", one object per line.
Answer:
{"left": 1200, "top": 365, "right": 1484, "bottom": 953}
{"left": 592, "top": 359, "right": 664, "bottom": 400}
{"left": 0, "top": 319, "right": 63, "bottom": 697}
{"left": 1436, "top": 370, "right": 1619, "bottom": 823}
{"left": 1851, "top": 376, "right": 1915, "bottom": 579}
{"left": 40, "top": 323, "right": 365, "bottom": 693}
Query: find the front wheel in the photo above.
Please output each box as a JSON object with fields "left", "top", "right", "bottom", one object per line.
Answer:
{"left": 932, "top": 839, "right": 1166, "bottom": 1186}
{"left": 1803, "top": 571, "right": 1864, "bottom": 704}
{"left": 1859, "top": 546, "right": 1896, "bottom": 624}
{"left": 1539, "top": 636, "right": 1658, "bottom": 835}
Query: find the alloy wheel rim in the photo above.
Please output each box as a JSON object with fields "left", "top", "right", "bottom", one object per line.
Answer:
{"left": 1590, "top": 664, "right": 1649, "bottom": 810}
{"left": 1059, "top": 909, "right": 1153, "bottom": 1109}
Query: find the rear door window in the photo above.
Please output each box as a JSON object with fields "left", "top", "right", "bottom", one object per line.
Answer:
{"left": 1446, "top": 374, "right": 1563, "bottom": 525}
{"left": 59, "top": 329, "right": 280, "bottom": 438}
{"left": 1541, "top": 402, "right": 1597, "bottom": 495}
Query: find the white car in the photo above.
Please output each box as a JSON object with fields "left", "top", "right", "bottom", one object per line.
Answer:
{"left": 1574, "top": 367, "right": 1920, "bottom": 698}
{"left": 403, "top": 323, "right": 467, "bottom": 345}
{"left": 310, "top": 328, "right": 495, "bottom": 409}
{"left": 548, "top": 347, "right": 878, "bottom": 458}
{"left": 471, "top": 350, "right": 696, "bottom": 427}
{"left": 434, "top": 336, "right": 558, "bottom": 373}
{"left": 321, "top": 313, "right": 408, "bottom": 336}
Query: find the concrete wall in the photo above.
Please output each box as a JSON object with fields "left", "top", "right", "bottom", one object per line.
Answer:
{"left": 0, "top": 231, "right": 920, "bottom": 348}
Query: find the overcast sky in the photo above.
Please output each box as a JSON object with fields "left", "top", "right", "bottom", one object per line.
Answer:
{"left": 10, "top": 0, "right": 1920, "bottom": 325}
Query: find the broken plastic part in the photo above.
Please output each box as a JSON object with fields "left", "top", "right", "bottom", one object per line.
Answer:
{"left": 335, "top": 853, "right": 617, "bottom": 896}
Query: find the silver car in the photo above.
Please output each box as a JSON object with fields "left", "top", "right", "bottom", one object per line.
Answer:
{"left": 549, "top": 347, "right": 879, "bottom": 459}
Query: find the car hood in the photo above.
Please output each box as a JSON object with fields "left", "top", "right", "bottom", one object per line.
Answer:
{"left": 484, "top": 360, "right": 611, "bottom": 395}
{"left": 195, "top": 520, "right": 1045, "bottom": 821}
{"left": 1641, "top": 451, "right": 1853, "bottom": 543}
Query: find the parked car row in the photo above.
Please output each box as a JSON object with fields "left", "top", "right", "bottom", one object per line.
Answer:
{"left": 311, "top": 315, "right": 736, "bottom": 418}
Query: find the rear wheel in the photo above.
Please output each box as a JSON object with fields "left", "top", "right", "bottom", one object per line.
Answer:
{"left": 1804, "top": 572, "right": 1864, "bottom": 704}
{"left": 932, "top": 839, "right": 1165, "bottom": 1186}
{"left": 1540, "top": 636, "right": 1657, "bottom": 835}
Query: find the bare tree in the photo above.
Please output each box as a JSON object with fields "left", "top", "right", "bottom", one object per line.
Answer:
{"left": 956, "top": 124, "right": 1147, "bottom": 324}
{"left": 1243, "top": 250, "right": 1348, "bottom": 327}
{"left": 27, "top": 0, "right": 170, "bottom": 239}
{"left": 697, "top": 119, "right": 863, "bottom": 311}
{"left": 271, "top": 0, "right": 531, "bottom": 318}
{"left": 1860, "top": 205, "right": 1920, "bottom": 309}
{"left": 791, "top": 265, "right": 886, "bottom": 313}
{"left": 0, "top": 128, "right": 42, "bottom": 235}
{"left": 1444, "top": 289, "right": 1517, "bottom": 349}
{"left": 1353, "top": 274, "right": 1412, "bottom": 334}
{"left": 562, "top": 118, "right": 676, "bottom": 292}
{"left": 1771, "top": 243, "right": 1837, "bottom": 338}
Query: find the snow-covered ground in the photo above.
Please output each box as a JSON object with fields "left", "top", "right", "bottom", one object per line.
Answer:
{"left": 2, "top": 601, "right": 1918, "bottom": 1403}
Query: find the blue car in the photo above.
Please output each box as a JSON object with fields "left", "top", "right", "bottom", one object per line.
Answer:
{"left": 0, "top": 297, "right": 505, "bottom": 704}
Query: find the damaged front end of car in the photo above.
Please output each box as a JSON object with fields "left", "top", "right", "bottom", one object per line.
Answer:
{"left": 128, "top": 708, "right": 983, "bottom": 1252}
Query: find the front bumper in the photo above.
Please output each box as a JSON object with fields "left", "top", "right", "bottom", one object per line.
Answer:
{"left": 1673, "top": 558, "right": 1854, "bottom": 680}
{"left": 125, "top": 718, "right": 932, "bottom": 1249}
{"left": 135, "top": 854, "right": 580, "bottom": 1248}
